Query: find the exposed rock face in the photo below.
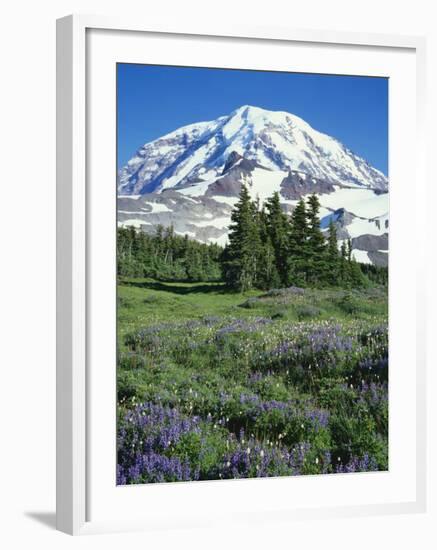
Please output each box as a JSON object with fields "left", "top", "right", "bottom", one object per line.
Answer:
{"left": 352, "top": 234, "right": 388, "bottom": 252}
{"left": 205, "top": 152, "right": 270, "bottom": 198}
{"left": 319, "top": 208, "right": 389, "bottom": 267}
{"left": 320, "top": 208, "right": 358, "bottom": 240}
{"left": 352, "top": 234, "right": 388, "bottom": 268}
{"left": 368, "top": 251, "right": 388, "bottom": 267}
{"left": 118, "top": 191, "right": 232, "bottom": 245}
{"left": 280, "top": 171, "right": 335, "bottom": 200}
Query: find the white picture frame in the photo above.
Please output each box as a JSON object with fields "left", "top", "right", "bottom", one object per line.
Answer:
{"left": 56, "top": 14, "right": 427, "bottom": 535}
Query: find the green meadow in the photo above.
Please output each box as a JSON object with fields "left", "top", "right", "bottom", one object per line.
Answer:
{"left": 117, "top": 278, "right": 388, "bottom": 345}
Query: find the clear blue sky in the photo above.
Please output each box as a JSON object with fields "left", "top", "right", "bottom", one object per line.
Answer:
{"left": 117, "top": 63, "right": 388, "bottom": 174}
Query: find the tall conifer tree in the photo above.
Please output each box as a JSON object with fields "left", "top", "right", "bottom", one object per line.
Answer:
{"left": 222, "top": 184, "right": 260, "bottom": 291}
{"left": 288, "top": 198, "right": 309, "bottom": 285}
{"left": 265, "top": 191, "right": 289, "bottom": 284}
{"left": 256, "top": 206, "right": 280, "bottom": 289}
{"left": 326, "top": 219, "right": 340, "bottom": 285}
{"left": 306, "top": 194, "right": 327, "bottom": 284}
{"left": 339, "top": 240, "right": 348, "bottom": 284}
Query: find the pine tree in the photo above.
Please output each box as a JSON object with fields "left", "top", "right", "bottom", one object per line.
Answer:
{"left": 288, "top": 198, "right": 309, "bottom": 286}
{"left": 339, "top": 240, "right": 348, "bottom": 284}
{"left": 186, "top": 245, "right": 203, "bottom": 281}
{"left": 346, "top": 238, "right": 353, "bottom": 263}
{"left": 336, "top": 238, "right": 365, "bottom": 288}
{"left": 306, "top": 194, "right": 327, "bottom": 284}
{"left": 222, "top": 184, "right": 261, "bottom": 291}
{"left": 326, "top": 219, "right": 340, "bottom": 285}
{"left": 117, "top": 226, "right": 222, "bottom": 282}
{"left": 346, "top": 239, "right": 366, "bottom": 287}
{"left": 258, "top": 235, "right": 281, "bottom": 289}
{"left": 265, "top": 191, "right": 290, "bottom": 285}
{"left": 349, "top": 257, "right": 366, "bottom": 287}
{"left": 256, "top": 207, "right": 277, "bottom": 289}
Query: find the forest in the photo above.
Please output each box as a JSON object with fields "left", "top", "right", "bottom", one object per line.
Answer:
{"left": 117, "top": 224, "right": 223, "bottom": 282}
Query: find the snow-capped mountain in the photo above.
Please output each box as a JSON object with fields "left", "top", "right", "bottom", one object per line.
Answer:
{"left": 119, "top": 105, "right": 387, "bottom": 195}
{"left": 118, "top": 105, "right": 389, "bottom": 266}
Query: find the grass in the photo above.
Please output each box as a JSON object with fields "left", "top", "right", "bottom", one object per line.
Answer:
{"left": 117, "top": 278, "right": 388, "bottom": 484}
{"left": 117, "top": 277, "right": 388, "bottom": 346}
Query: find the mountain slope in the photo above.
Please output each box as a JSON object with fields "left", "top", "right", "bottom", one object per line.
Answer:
{"left": 118, "top": 105, "right": 388, "bottom": 195}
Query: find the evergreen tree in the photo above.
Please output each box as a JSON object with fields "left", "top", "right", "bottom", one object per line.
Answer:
{"left": 257, "top": 206, "right": 269, "bottom": 244}
{"left": 346, "top": 238, "right": 353, "bottom": 263}
{"left": 119, "top": 188, "right": 378, "bottom": 291}
{"left": 186, "top": 245, "right": 203, "bottom": 281}
{"left": 345, "top": 239, "right": 366, "bottom": 287}
{"left": 326, "top": 220, "right": 340, "bottom": 285}
{"left": 265, "top": 191, "right": 289, "bottom": 285}
{"left": 288, "top": 198, "right": 309, "bottom": 286}
{"left": 361, "top": 264, "right": 388, "bottom": 286}
{"left": 349, "top": 257, "right": 367, "bottom": 287}
{"left": 336, "top": 238, "right": 366, "bottom": 287}
{"left": 255, "top": 207, "right": 279, "bottom": 289}
{"left": 258, "top": 235, "right": 281, "bottom": 289}
{"left": 339, "top": 240, "right": 348, "bottom": 285}
{"left": 117, "top": 226, "right": 222, "bottom": 281}
{"left": 306, "top": 194, "right": 327, "bottom": 284}
{"left": 222, "top": 184, "right": 261, "bottom": 291}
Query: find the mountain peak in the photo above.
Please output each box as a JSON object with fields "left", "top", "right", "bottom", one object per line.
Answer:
{"left": 231, "top": 104, "right": 266, "bottom": 117}
{"left": 118, "top": 105, "right": 388, "bottom": 195}
{"left": 229, "top": 104, "right": 305, "bottom": 126}
{"left": 221, "top": 105, "right": 312, "bottom": 147}
{"left": 229, "top": 104, "right": 284, "bottom": 123}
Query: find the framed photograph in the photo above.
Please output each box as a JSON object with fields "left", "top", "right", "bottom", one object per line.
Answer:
{"left": 56, "top": 15, "right": 427, "bottom": 535}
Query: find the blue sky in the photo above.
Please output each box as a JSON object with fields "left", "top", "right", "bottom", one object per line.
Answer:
{"left": 117, "top": 64, "right": 388, "bottom": 174}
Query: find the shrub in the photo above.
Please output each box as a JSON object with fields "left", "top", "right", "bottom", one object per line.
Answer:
{"left": 294, "top": 304, "right": 321, "bottom": 320}
{"left": 271, "top": 309, "right": 287, "bottom": 320}
{"left": 264, "top": 287, "right": 305, "bottom": 297}
{"left": 238, "top": 297, "right": 260, "bottom": 309}
{"left": 336, "top": 293, "right": 360, "bottom": 314}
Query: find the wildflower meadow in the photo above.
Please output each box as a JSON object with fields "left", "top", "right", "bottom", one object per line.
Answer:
{"left": 117, "top": 281, "right": 388, "bottom": 484}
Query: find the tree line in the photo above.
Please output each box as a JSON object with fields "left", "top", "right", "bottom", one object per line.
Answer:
{"left": 117, "top": 225, "right": 222, "bottom": 281}
{"left": 117, "top": 187, "right": 388, "bottom": 290}
{"left": 220, "top": 186, "right": 367, "bottom": 291}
